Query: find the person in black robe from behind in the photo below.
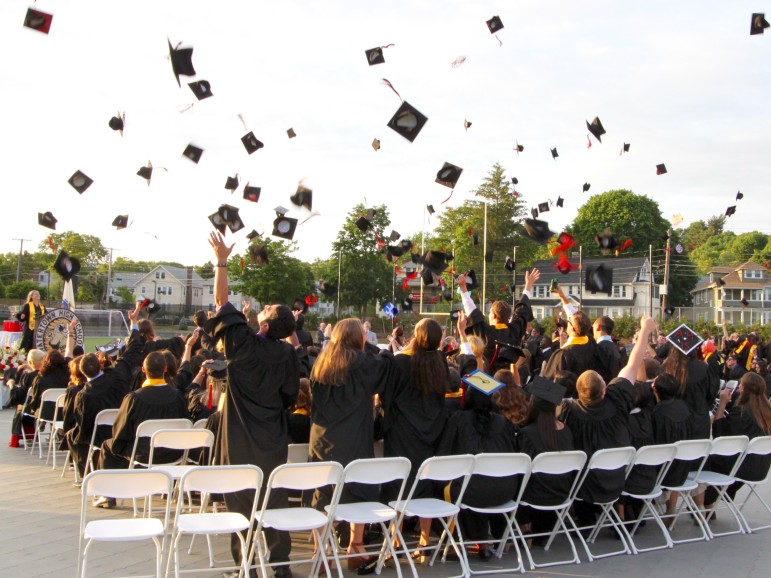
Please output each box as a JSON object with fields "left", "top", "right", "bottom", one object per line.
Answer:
{"left": 58, "top": 355, "right": 86, "bottom": 451}
{"left": 206, "top": 231, "right": 306, "bottom": 578}
{"left": 662, "top": 346, "right": 719, "bottom": 440}
{"left": 287, "top": 378, "right": 311, "bottom": 444}
{"left": 541, "top": 285, "right": 597, "bottom": 380}
{"left": 26, "top": 349, "right": 69, "bottom": 421}
{"left": 593, "top": 316, "right": 621, "bottom": 385}
{"left": 8, "top": 349, "right": 45, "bottom": 446}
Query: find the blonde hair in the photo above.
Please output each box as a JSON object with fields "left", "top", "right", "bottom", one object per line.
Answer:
{"left": 467, "top": 335, "right": 487, "bottom": 373}
{"left": 311, "top": 318, "right": 364, "bottom": 385}
{"left": 26, "top": 349, "right": 45, "bottom": 369}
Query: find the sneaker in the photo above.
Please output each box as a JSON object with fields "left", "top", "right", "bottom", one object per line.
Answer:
{"left": 93, "top": 496, "right": 116, "bottom": 509}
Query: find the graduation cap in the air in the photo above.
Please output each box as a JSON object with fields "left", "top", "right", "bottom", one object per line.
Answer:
{"left": 515, "top": 142, "right": 524, "bottom": 154}
{"left": 666, "top": 324, "right": 703, "bottom": 356}
{"left": 372, "top": 138, "right": 381, "bottom": 151}
{"left": 504, "top": 257, "right": 516, "bottom": 272}
{"left": 290, "top": 185, "right": 313, "bottom": 211}
{"left": 538, "top": 201, "right": 550, "bottom": 214}
{"left": 582, "top": 182, "right": 591, "bottom": 193}
{"left": 225, "top": 174, "right": 240, "bottom": 192}
{"left": 68, "top": 170, "right": 93, "bottom": 194}
{"left": 554, "top": 252, "right": 578, "bottom": 274}
{"left": 38, "top": 211, "right": 57, "bottom": 230}
{"left": 621, "top": 143, "right": 631, "bottom": 154}
{"left": 435, "top": 162, "right": 463, "bottom": 189}
{"left": 23, "top": 8, "right": 53, "bottom": 34}
{"left": 586, "top": 117, "right": 606, "bottom": 143}
{"left": 137, "top": 161, "right": 153, "bottom": 185}
{"left": 188, "top": 80, "right": 213, "bottom": 100}
{"left": 54, "top": 250, "right": 81, "bottom": 282}
{"left": 511, "top": 177, "right": 519, "bottom": 186}
{"left": 241, "top": 132, "right": 264, "bottom": 154}
{"left": 725, "top": 205, "right": 736, "bottom": 217}
{"left": 531, "top": 207, "right": 539, "bottom": 219}
{"left": 386, "top": 101, "right": 428, "bottom": 142}
{"left": 207, "top": 212, "right": 226, "bottom": 235}
{"left": 596, "top": 229, "right": 619, "bottom": 254}
{"left": 318, "top": 280, "right": 336, "bottom": 297}
{"left": 138, "top": 297, "right": 161, "bottom": 316}
{"left": 462, "top": 369, "right": 505, "bottom": 396}
{"left": 243, "top": 183, "right": 261, "bottom": 202}
{"left": 585, "top": 263, "right": 613, "bottom": 295}
{"left": 389, "top": 230, "right": 401, "bottom": 242}
{"left": 355, "top": 208, "right": 376, "bottom": 232}
{"left": 524, "top": 376, "right": 566, "bottom": 406}
{"left": 168, "top": 38, "right": 196, "bottom": 87}
{"left": 556, "top": 196, "right": 564, "bottom": 208}
{"left": 182, "top": 144, "right": 204, "bottom": 164}
{"left": 422, "top": 250, "right": 452, "bottom": 276}
{"left": 272, "top": 207, "right": 298, "bottom": 240}
{"left": 365, "top": 47, "right": 386, "bottom": 65}
{"left": 522, "top": 219, "right": 555, "bottom": 245}
{"left": 216, "top": 204, "right": 244, "bottom": 234}
{"left": 551, "top": 147, "right": 559, "bottom": 159}
{"left": 464, "top": 119, "right": 472, "bottom": 131}
{"left": 247, "top": 241, "right": 268, "bottom": 266}
{"left": 486, "top": 15, "right": 504, "bottom": 33}
{"left": 287, "top": 128, "right": 296, "bottom": 138}
{"left": 736, "top": 191, "right": 743, "bottom": 201}
{"left": 716, "top": 277, "right": 726, "bottom": 287}
{"left": 751, "top": 13, "right": 770, "bottom": 35}
{"left": 402, "top": 296, "right": 413, "bottom": 312}
{"left": 108, "top": 112, "right": 125, "bottom": 135}
{"left": 551, "top": 232, "right": 577, "bottom": 255}
{"left": 485, "top": 250, "right": 494, "bottom": 263}
{"left": 741, "top": 298, "right": 749, "bottom": 307}
{"left": 112, "top": 215, "right": 129, "bottom": 230}
{"left": 656, "top": 163, "right": 667, "bottom": 175}
{"left": 292, "top": 297, "right": 309, "bottom": 315}
{"left": 427, "top": 204, "right": 435, "bottom": 216}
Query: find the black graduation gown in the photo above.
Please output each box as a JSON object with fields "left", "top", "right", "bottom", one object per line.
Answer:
{"left": 381, "top": 352, "right": 447, "bottom": 501}
{"left": 559, "top": 377, "right": 635, "bottom": 503}
{"left": 595, "top": 339, "right": 621, "bottom": 384}
{"left": 678, "top": 358, "right": 719, "bottom": 440}
{"left": 651, "top": 398, "right": 694, "bottom": 487}
{"left": 542, "top": 338, "right": 597, "bottom": 380}
{"left": 16, "top": 301, "right": 45, "bottom": 353}
{"left": 287, "top": 410, "right": 310, "bottom": 444}
{"left": 58, "top": 383, "right": 85, "bottom": 450}
{"left": 465, "top": 294, "right": 533, "bottom": 373}
{"left": 28, "top": 366, "right": 70, "bottom": 420}
{"left": 711, "top": 408, "right": 771, "bottom": 483}
{"left": 623, "top": 408, "right": 656, "bottom": 495}
{"left": 516, "top": 424, "right": 575, "bottom": 506}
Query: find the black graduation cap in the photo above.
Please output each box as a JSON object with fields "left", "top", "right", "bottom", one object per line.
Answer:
{"left": 556, "top": 196, "right": 564, "bottom": 208}
{"left": 243, "top": 183, "right": 261, "bottom": 202}
{"left": 421, "top": 268, "right": 435, "bottom": 286}
{"left": 538, "top": 201, "right": 550, "bottom": 214}
{"left": 23, "top": 8, "right": 53, "bottom": 34}
{"left": 427, "top": 204, "right": 435, "bottom": 215}
{"left": 664, "top": 306, "right": 675, "bottom": 317}
{"left": 716, "top": 278, "right": 726, "bottom": 286}
{"left": 741, "top": 297, "right": 749, "bottom": 307}
{"left": 248, "top": 243, "right": 269, "bottom": 266}
{"left": 665, "top": 324, "right": 703, "bottom": 355}
{"left": 355, "top": 208, "right": 376, "bottom": 232}
{"left": 217, "top": 204, "right": 244, "bottom": 234}
{"left": 241, "top": 132, "right": 264, "bottom": 154}
{"left": 656, "top": 163, "right": 667, "bottom": 175}
{"left": 725, "top": 205, "right": 736, "bottom": 217}
{"left": 400, "top": 238, "right": 413, "bottom": 251}
{"left": 422, "top": 250, "right": 452, "bottom": 275}
{"left": 504, "top": 257, "right": 516, "bottom": 272}
{"left": 435, "top": 162, "right": 463, "bottom": 189}
{"left": 585, "top": 263, "right": 613, "bottom": 295}
{"left": 464, "top": 119, "right": 472, "bottom": 131}
{"left": 53, "top": 250, "right": 80, "bottom": 282}
{"left": 551, "top": 147, "right": 559, "bottom": 159}
{"left": 531, "top": 207, "right": 539, "bottom": 219}
{"left": 524, "top": 376, "right": 566, "bottom": 405}
{"left": 372, "top": 138, "right": 381, "bottom": 151}
{"left": 596, "top": 229, "right": 619, "bottom": 254}
{"left": 386, "top": 245, "right": 404, "bottom": 261}
{"left": 485, "top": 250, "right": 494, "bottom": 263}
{"left": 272, "top": 209, "right": 298, "bottom": 240}
{"left": 182, "top": 144, "right": 204, "bottom": 163}
{"left": 318, "top": 280, "right": 336, "bottom": 296}
{"left": 486, "top": 15, "right": 504, "bottom": 32}
{"left": 287, "top": 128, "right": 296, "bottom": 138}
{"left": 582, "top": 182, "right": 591, "bottom": 193}
{"left": 402, "top": 297, "right": 413, "bottom": 312}
{"left": 472, "top": 232, "right": 479, "bottom": 246}
{"left": 246, "top": 230, "right": 260, "bottom": 241}
{"left": 112, "top": 215, "right": 129, "bottom": 229}
{"left": 511, "top": 177, "right": 519, "bottom": 185}
{"left": 38, "top": 211, "right": 57, "bottom": 230}
{"left": 168, "top": 38, "right": 196, "bottom": 87}
{"left": 389, "top": 230, "right": 401, "bottom": 242}
{"left": 523, "top": 219, "right": 555, "bottom": 245}
{"left": 188, "top": 80, "right": 213, "bottom": 100}
{"left": 108, "top": 112, "right": 125, "bottom": 134}
{"left": 464, "top": 269, "right": 479, "bottom": 291}
{"left": 736, "top": 191, "right": 743, "bottom": 201}
{"left": 622, "top": 142, "right": 631, "bottom": 153}
{"left": 137, "top": 162, "right": 153, "bottom": 185}
{"left": 751, "top": 13, "right": 770, "bottom": 35}
{"left": 68, "top": 170, "right": 93, "bottom": 194}
{"left": 208, "top": 211, "right": 227, "bottom": 235}
{"left": 225, "top": 175, "right": 240, "bottom": 192}
{"left": 365, "top": 47, "right": 385, "bottom": 65}
{"left": 586, "top": 117, "right": 606, "bottom": 143}
{"left": 515, "top": 142, "right": 524, "bottom": 153}
{"left": 292, "top": 298, "right": 309, "bottom": 314}
{"left": 386, "top": 101, "right": 428, "bottom": 142}
{"left": 290, "top": 186, "right": 313, "bottom": 211}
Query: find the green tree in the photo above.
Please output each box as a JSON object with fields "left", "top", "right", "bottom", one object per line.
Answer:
{"left": 112, "top": 286, "right": 136, "bottom": 307}
{"left": 194, "top": 262, "right": 215, "bottom": 280}
{"left": 680, "top": 215, "right": 725, "bottom": 252}
{"left": 39, "top": 232, "right": 108, "bottom": 268}
{"left": 4, "top": 280, "right": 44, "bottom": 300}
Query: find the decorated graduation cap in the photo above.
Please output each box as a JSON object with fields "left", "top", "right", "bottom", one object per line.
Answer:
{"left": 372, "top": 138, "right": 381, "bottom": 151}
{"left": 241, "top": 132, "right": 264, "bottom": 154}
{"left": 523, "top": 219, "right": 555, "bottom": 245}
{"left": 725, "top": 205, "right": 736, "bottom": 217}
{"left": 383, "top": 302, "right": 398, "bottom": 319}
{"left": 225, "top": 174, "right": 240, "bottom": 192}
{"left": 656, "top": 163, "right": 667, "bottom": 175}
{"left": 585, "top": 263, "right": 613, "bottom": 295}
{"left": 290, "top": 185, "right": 313, "bottom": 211}
{"left": 386, "top": 101, "right": 428, "bottom": 142}
{"left": 137, "top": 161, "right": 154, "bottom": 185}
{"left": 168, "top": 38, "right": 196, "bottom": 86}
{"left": 582, "top": 182, "right": 591, "bottom": 193}
{"left": 182, "top": 144, "right": 203, "bottom": 164}
{"left": 751, "top": 12, "right": 770, "bottom": 35}
{"left": 68, "top": 170, "right": 93, "bottom": 194}
{"left": 53, "top": 250, "right": 80, "bottom": 282}
{"left": 108, "top": 112, "right": 125, "bottom": 135}
{"left": 355, "top": 208, "right": 376, "bottom": 232}
{"left": 365, "top": 47, "right": 386, "bottom": 65}
{"left": 23, "top": 8, "right": 53, "bottom": 34}
{"left": 666, "top": 324, "right": 703, "bottom": 355}
{"left": 272, "top": 207, "right": 298, "bottom": 240}
{"left": 586, "top": 116, "right": 606, "bottom": 143}
{"left": 188, "top": 80, "right": 213, "bottom": 100}
{"left": 38, "top": 211, "right": 57, "bottom": 230}
{"left": 243, "top": 183, "right": 261, "bottom": 202}
{"left": 551, "top": 147, "right": 559, "bottom": 159}
{"left": 435, "top": 162, "right": 463, "bottom": 189}
{"left": 112, "top": 215, "right": 129, "bottom": 229}
{"left": 462, "top": 369, "right": 505, "bottom": 396}
{"left": 524, "top": 375, "right": 566, "bottom": 405}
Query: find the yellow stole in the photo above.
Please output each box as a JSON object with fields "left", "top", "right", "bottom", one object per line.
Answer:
{"left": 141, "top": 378, "right": 168, "bottom": 387}
{"left": 292, "top": 408, "right": 310, "bottom": 416}
{"left": 564, "top": 335, "right": 589, "bottom": 347}
{"left": 27, "top": 301, "right": 46, "bottom": 330}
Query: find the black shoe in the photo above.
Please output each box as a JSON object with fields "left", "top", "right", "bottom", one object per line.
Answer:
{"left": 274, "top": 565, "right": 293, "bottom": 578}
{"left": 478, "top": 546, "right": 492, "bottom": 561}
{"left": 357, "top": 558, "right": 378, "bottom": 575}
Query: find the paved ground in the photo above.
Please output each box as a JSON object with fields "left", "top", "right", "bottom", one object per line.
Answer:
{"left": 2, "top": 406, "right": 771, "bottom": 577}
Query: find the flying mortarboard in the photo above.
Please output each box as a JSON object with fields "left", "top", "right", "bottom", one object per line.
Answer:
{"left": 725, "top": 205, "right": 736, "bottom": 217}
{"left": 248, "top": 242, "right": 268, "bottom": 265}
{"left": 462, "top": 369, "right": 505, "bottom": 396}
{"left": 656, "top": 163, "right": 667, "bottom": 175}
{"left": 586, "top": 117, "right": 606, "bottom": 143}
{"left": 38, "top": 212, "right": 57, "bottom": 230}
{"left": 112, "top": 215, "right": 129, "bottom": 229}
{"left": 585, "top": 263, "right": 613, "bottom": 295}
{"left": 422, "top": 250, "right": 452, "bottom": 275}
{"left": 225, "top": 174, "right": 240, "bottom": 192}
{"left": 551, "top": 232, "right": 577, "bottom": 255}
{"left": 188, "top": 80, "right": 213, "bottom": 100}
{"left": 666, "top": 324, "right": 703, "bottom": 355}
{"left": 53, "top": 250, "right": 80, "bottom": 282}
{"left": 531, "top": 207, "right": 539, "bottom": 219}
{"left": 485, "top": 250, "right": 494, "bottom": 263}
{"left": 402, "top": 296, "right": 413, "bottom": 312}
{"left": 435, "top": 162, "right": 463, "bottom": 189}
{"left": 736, "top": 191, "right": 743, "bottom": 200}
{"left": 427, "top": 204, "right": 435, "bottom": 215}
{"left": 292, "top": 297, "right": 309, "bottom": 314}
{"left": 290, "top": 185, "right": 313, "bottom": 211}
{"left": 243, "top": 184, "right": 261, "bottom": 202}
{"left": 554, "top": 252, "right": 577, "bottom": 274}
{"left": 556, "top": 196, "right": 564, "bottom": 208}
{"left": 596, "top": 229, "right": 619, "bottom": 254}
{"left": 139, "top": 296, "right": 161, "bottom": 316}
{"left": 241, "top": 132, "right": 264, "bottom": 154}
{"left": 622, "top": 142, "right": 631, "bottom": 153}
{"left": 355, "top": 208, "right": 376, "bottom": 232}
{"left": 486, "top": 16, "right": 504, "bottom": 33}
{"left": 523, "top": 219, "right": 555, "bottom": 245}
{"left": 741, "top": 298, "right": 749, "bottom": 307}
{"left": 464, "top": 119, "right": 472, "bottom": 131}
{"left": 68, "top": 170, "right": 94, "bottom": 194}
{"left": 582, "top": 182, "right": 591, "bottom": 193}
{"left": 137, "top": 161, "right": 153, "bottom": 185}
{"left": 524, "top": 376, "right": 566, "bottom": 405}
{"left": 272, "top": 209, "right": 298, "bottom": 240}
{"left": 182, "top": 144, "right": 204, "bottom": 164}
{"left": 287, "top": 128, "right": 296, "bottom": 138}
{"left": 751, "top": 13, "right": 770, "bottom": 35}
{"left": 551, "top": 147, "right": 559, "bottom": 159}
{"left": 389, "top": 230, "right": 401, "bottom": 242}
{"left": 365, "top": 47, "right": 386, "bottom": 65}
{"left": 471, "top": 232, "right": 479, "bottom": 246}
{"left": 504, "top": 257, "right": 516, "bottom": 272}
{"left": 208, "top": 212, "right": 226, "bottom": 235}
{"left": 108, "top": 112, "right": 125, "bottom": 135}
{"left": 23, "top": 8, "right": 53, "bottom": 34}
{"left": 511, "top": 177, "right": 519, "bottom": 185}
{"left": 217, "top": 204, "right": 244, "bottom": 234}
{"left": 318, "top": 280, "right": 336, "bottom": 297}
{"left": 515, "top": 142, "right": 524, "bottom": 153}
{"left": 246, "top": 229, "right": 260, "bottom": 241}
{"left": 538, "top": 201, "right": 550, "bottom": 214}
{"left": 372, "top": 138, "right": 381, "bottom": 151}
{"left": 386, "top": 101, "right": 428, "bottom": 142}
{"left": 168, "top": 38, "right": 196, "bottom": 87}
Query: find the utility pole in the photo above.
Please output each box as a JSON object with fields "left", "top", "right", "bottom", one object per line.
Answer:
{"left": 13, "top": 238, "right": 30, "bottom": 283}
{"left": 649, "top": 244, "right": 654, "bottom": 317}
{"left": 578, "top": 245, "right": 583, "bottom": 310}
{"left": 661, "top": 228, "right": 673, "bottom": 320}
{"left": 511, "top": 245, "right": 518, "bottom": 305}
{"left": 482, "top": 201, "right": 488, "bottom": 311}
{"left": 105, "top": 247, "right": 115, "bottom": 306}
{"left": 336, "top": 248, "right": 342, "bottom": 320}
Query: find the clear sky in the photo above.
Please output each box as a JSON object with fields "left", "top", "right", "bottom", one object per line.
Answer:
{"left": 1, "top": 0, "right": 769, "bottom": 267}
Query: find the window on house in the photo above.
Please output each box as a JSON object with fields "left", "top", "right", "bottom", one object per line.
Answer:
{"left": 612, "top": 285, "right": 627, "bottom": 298}
{"left": 534, "top": 285, "right": 547, "bottom": 298}
{"left": 744, "top": 270, "right": 763, "bottom": 279}
{"left": 155, "top": 272, "right": 160, "bottom": 279}
{"left": 209, "top": 286, "right": 213, "bottom": 295}
{"left": 168, "top": 286, "right": 172, "bottom": 296}
{"left": 141, "top": 286, "right": 146, "bottom": 294}
{"left": 749, "top": 289, "right": 762, "bottom": 301}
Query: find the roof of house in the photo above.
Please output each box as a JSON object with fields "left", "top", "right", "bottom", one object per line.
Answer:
{"left": 515, "top": 256, "right": 650, "bottom": 285}
{"left": 136, "top": 265, "right": 205, "bottom": 284}
{"left": 110, "top": 272, "right": 146, "bottom": 288}
{"left": 692, "top": 260, "right": 767, "bottom": 292}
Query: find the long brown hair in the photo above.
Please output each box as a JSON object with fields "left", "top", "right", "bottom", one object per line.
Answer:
{"left": 662, "top": 347, "right": 689, "bottom": 397}
{"left": 406, "top": 318, "right": 447, "bottom": 396}
{"left": 738, "top": 372, "right": 771, "bottom": 435}
{"left": 493, "top": 369, "right": 530, "bottom": 427}
{"left": 68, "top": 355, "right": 85, "bottom": 386}
{"left": 310, "top": 318, "right": 364, "bottom": 385}
{"left": 40, "top": 350, "right": 67, "bottom": 376}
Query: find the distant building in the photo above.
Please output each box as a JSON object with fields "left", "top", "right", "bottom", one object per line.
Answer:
{"left": 691, "top": 260, "right": 770, "bottom": 325}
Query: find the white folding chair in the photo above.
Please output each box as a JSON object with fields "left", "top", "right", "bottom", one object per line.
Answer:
{"left": 247, "top": 461, "right": 345, "bottom": 578}
{"left": 622, "top": 443, "right": 678, "bottom": 553}
{"left": 448, "top": 452, "right": 532, "bottom": 576}
{"left": 734, "top": 435, "right": 771, "bottom": 532}
{"left": 517, "top": 450, "right": 587, "bottom": 570}
{"left": 168, "top": 465, "right": 263, "bottom": 578}
{"left": 147, "top": 429, "right": 216, "bottom": 479}
{"left": 287, "top": 442, "right": 310, "bottom": 464}
{"left": 19, "top": 388, "right": 35, "bottom": 450}
{"left": 689, "top": 435, "right": 750, "bottom": 538}
{"left": 46, "top": 393, "right": 67, "bottom": 468}
{"left": 373, "top": 439, "right": 385, "bottom": 458}
{"left": 78, "top": 469, "right": 173, "bottom": 578}
{"left": 389, "top": 454, "right": 476, "bottom": 578}
{"left": 31, "top": 387, "right": 67, "bottom": 458}
{"left": 192, "top": 418, "right": 208, "bottom": 429}
{"left": 572, "top": 446, "right": 637, "bottom": 561}
{"left": 322, "top": 457, "right": 412, "bottom": 578}
{"left": 83, "top": 408, "right": 120, "bottom": 478}
{"left": 660, "top": 439, "right": 712, "bottom": 544}
{"left": 128, "top": 419, "right": 193, "bottom": 469}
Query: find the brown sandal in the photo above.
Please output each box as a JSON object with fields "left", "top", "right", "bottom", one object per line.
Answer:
{"left": 347, "top": 542, "right": 372, "bottom": 571}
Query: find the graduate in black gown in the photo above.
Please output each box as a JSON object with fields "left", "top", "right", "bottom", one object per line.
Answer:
{"left": 286, "top": 378, "right": 311, "bottom": 444}
{"left": 58, "top": 356, "right": 86, "bottom": 451}
{"left": 15, "top": 290, "right": 46, "bottom": 353}
{"left": 662, "top": 346, "right": 719, "bottom": 440}
{"left": 8, "top": 349, "right": 45, "bottom": 447}
{"left": 542, "top": 286, "right": 597, "bottom": 380}
{"left": 27, "top": 350, "right": 70, "bottom": 421}
{"left": 206, "top": 231, "right": 306, "bottom": 578}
